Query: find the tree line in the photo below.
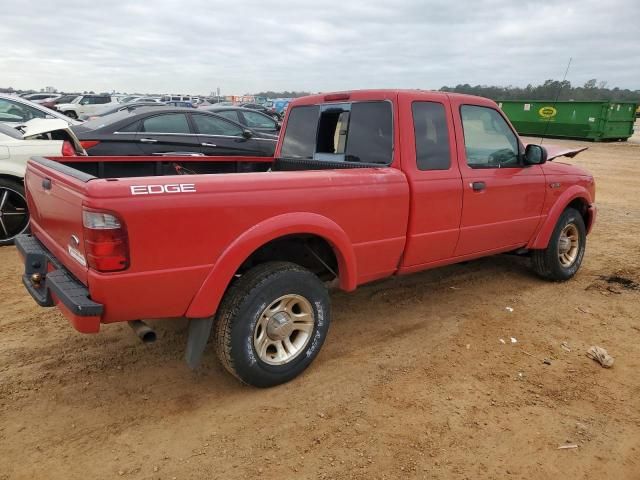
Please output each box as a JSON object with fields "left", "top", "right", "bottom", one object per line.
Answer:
{"left": 439, "top": 79, "right": 639, "bottom": 102}
{"left": 254, "top": 80, "right": 639, "bottom": 102}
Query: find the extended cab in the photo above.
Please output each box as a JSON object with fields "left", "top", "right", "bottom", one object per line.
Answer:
{"left": 15, "top": 90, "right": 596, "bottom": 387}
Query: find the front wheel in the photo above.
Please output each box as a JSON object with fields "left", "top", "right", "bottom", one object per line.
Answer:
{"left": 531, "top": 207, "right": 586, "bottom": 281}
{"left": 0, "top": 179, "right": 30, "bottom": 246}
{"left": 63, "top": 110, "right": 78, "bottom": 119}
{"left": 214, "top": 261, "right": 330, "bottom": 387}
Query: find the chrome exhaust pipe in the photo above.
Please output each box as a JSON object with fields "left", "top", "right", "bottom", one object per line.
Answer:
{"left": 128, "top": 320, "right": 156, "bottom": 343}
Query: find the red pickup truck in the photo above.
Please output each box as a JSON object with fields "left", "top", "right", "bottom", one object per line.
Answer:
{"left": 15, "top": 90, "right": 596, "bottom": 387}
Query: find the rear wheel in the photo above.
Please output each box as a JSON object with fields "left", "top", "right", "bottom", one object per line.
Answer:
{"left": 531, "top": 207, "right": 586, "bottom": 281}
{"left": 0, "top": 179, "right": 29, "bottom": 246}
{"left": 214, "top": 261, "right": 330, "bottom": 387}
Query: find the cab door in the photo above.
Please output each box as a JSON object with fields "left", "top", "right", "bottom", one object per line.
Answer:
{"left": 449, "top": 99, "right": 546, "bottom": 255}
{"left": 399, "top": 94, "right": 463, "bottom": 268}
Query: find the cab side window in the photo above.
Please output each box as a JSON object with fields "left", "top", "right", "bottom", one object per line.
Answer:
{"left": 412, "top": 102, "right": 451, "bottom": 170}
{"left": 460, "top": 105, "right": 519, "bottom": 168}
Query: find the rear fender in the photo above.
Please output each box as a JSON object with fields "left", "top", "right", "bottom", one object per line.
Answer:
{"left": 185, "top": 213, "right": 357, "bottom": 318}
{"left": 528, "top": 185, "right": 593, "bottom": 249}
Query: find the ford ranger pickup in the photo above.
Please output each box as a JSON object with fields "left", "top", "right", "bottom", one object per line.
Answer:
{"left": 15, "top": 90, "right": 596, "bottom": 387}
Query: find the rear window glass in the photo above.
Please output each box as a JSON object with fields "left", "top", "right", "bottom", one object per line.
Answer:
{"left": 280, "top": 105, "right": 319, "bottom": 159}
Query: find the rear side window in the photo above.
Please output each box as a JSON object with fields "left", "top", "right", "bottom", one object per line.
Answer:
{"left": 412, "top": 102, "right": 451, "bottom": 170}
{"left": 142, "top": 113, "right": 190, "bottom": 134}
{"left": 280, "top": 102, "right": 393, "bottom": 165}
{"left": 280, "top": 105, "right": 319, "bottom": 159}
{"left": 345, "top": 101, "right": 392, "bottom": 164}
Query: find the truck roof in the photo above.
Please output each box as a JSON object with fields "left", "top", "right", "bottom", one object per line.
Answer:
{"left": 289, "top": 89, "right": 496, "bottom": 107}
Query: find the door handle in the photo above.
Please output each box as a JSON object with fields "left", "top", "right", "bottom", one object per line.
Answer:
{"left": 139, "top": 138, "right": 158, "bottom": 143}
{"left": 42, "top": 178, "right": 52, "bottom": 190}
{"left": 200, "top": 142, "right": 217, "bottom": 147}
{"left": 470, "top": 181, "right": 486, "bottom": 192}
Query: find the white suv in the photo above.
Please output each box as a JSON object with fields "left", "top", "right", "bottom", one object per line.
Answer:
{"left": 55, "top": 95, "right": 118, "bottom": 120}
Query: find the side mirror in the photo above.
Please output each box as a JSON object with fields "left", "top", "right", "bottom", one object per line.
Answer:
{"left": 524, "top": 144, "right": 548, "bottom": 165}
{"left": 275, "top": 122, "right": 281, "bottom": 131}
{"left": 242, "top": 129, "right": 253, "bottom": 139}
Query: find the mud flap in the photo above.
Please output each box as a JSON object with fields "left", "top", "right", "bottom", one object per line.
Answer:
{"left": 184, "top": 317, "right": 214, "bottom": 369}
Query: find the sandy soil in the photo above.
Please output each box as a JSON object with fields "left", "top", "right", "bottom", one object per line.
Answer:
{"left": 1, "top": 138, "right": 639, "bottom": 479}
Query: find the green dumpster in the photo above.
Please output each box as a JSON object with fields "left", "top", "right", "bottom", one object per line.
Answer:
{"left": 497, "top": 100, "right": 637, "bottom": 141}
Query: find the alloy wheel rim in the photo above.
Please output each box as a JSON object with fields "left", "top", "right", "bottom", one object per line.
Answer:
{"left": 0, "top": 187, "right": 29, "bottom": 242}
{"left": 253, "top": 294, "right": 315, "bottom": 366}
{"left": 558, "top": 223, "right": 579, "bottom": 267}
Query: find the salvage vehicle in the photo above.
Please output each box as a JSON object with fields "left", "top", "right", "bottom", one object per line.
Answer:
{"left": 0, "top": 93, "right": 80, "bottom": 126}
{"left": 72, "top": 107, "right": 277, "bottom": 157}
{"left": 0, "top": 119, "right": 85, "bottom": 245}
{"left": 15, "top": 90, "right": 595, "bottom": 387}
{"left": 54, "top": 94, "right": 119, "bottom": 120}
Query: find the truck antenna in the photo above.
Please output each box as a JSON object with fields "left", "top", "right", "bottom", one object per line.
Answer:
{"left": 540, "top": 57, "right": 572, "bottom": 145}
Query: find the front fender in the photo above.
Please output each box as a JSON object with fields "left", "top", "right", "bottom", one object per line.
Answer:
{"left": 528, "top": 185, "right": 593, "bottom": 249}
{"left": 185, "top": 212, "right": 358, "bottom": 318}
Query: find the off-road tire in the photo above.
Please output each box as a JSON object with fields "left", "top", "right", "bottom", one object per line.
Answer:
{"left": 532, "top": 207, "right": 586, "bottom": 281}
{"left": 214, "top": 261, "right": 330, "bottom": 387}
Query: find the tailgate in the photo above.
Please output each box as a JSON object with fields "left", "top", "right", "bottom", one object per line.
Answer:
{"left": 24, "top": 157, "right": 91, "bottom": 284}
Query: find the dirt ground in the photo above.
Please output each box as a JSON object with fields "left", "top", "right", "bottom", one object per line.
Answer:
{"left": 1, "top": 137, "right": 639, "bottom": 480}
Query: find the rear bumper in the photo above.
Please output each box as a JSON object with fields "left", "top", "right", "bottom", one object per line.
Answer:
{"left": 15, "top": 235, "right": 103, "bottom": 333}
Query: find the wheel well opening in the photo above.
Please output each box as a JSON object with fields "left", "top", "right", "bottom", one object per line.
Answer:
{"left": 0, "top": 174, "right": 23, "bottom": 185}
{"left": 567, "top": 198, "right": 590, "bottom": 229}
{"left": 237, "top": 235, "right": 339, "bottom": 282}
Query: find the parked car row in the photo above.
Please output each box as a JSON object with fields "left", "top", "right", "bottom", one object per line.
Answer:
{"left": 0, "top": 92, "right": 286, "bottom": 244}
{"left": 73, "top": 107, "right": 278, "bottom": 157}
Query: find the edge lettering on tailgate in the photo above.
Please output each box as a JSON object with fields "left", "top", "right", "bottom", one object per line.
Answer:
{"left": 130, "top": 184, "right": 196, "bottom": 195}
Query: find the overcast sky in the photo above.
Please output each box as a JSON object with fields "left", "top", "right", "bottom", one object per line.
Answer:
{"left": 2, "top": 0, "right": 638, "bottom": 95}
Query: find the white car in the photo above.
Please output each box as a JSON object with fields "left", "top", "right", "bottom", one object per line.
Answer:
{"left": 0, "top": 93, "right": 80, "bottom": 126}
{"left": 55, "top": 94, "right": 119, "bottom": 120}
{"left": 0, "top": 119, "right": 85, "bottom": 245}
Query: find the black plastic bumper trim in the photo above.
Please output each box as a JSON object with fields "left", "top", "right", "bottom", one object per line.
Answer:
{"left": 15, "top": 235, "right": 104, "bottom": 317}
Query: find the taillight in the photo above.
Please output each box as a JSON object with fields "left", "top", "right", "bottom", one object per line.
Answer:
{"left": 80, "top": 140, "right": 100, "bottom": 150}
{"left": 82, "top": 209, "right": 129, "bottom": 272}
{"left": 61, "top": 140, "right": 76, "bottom": 156}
